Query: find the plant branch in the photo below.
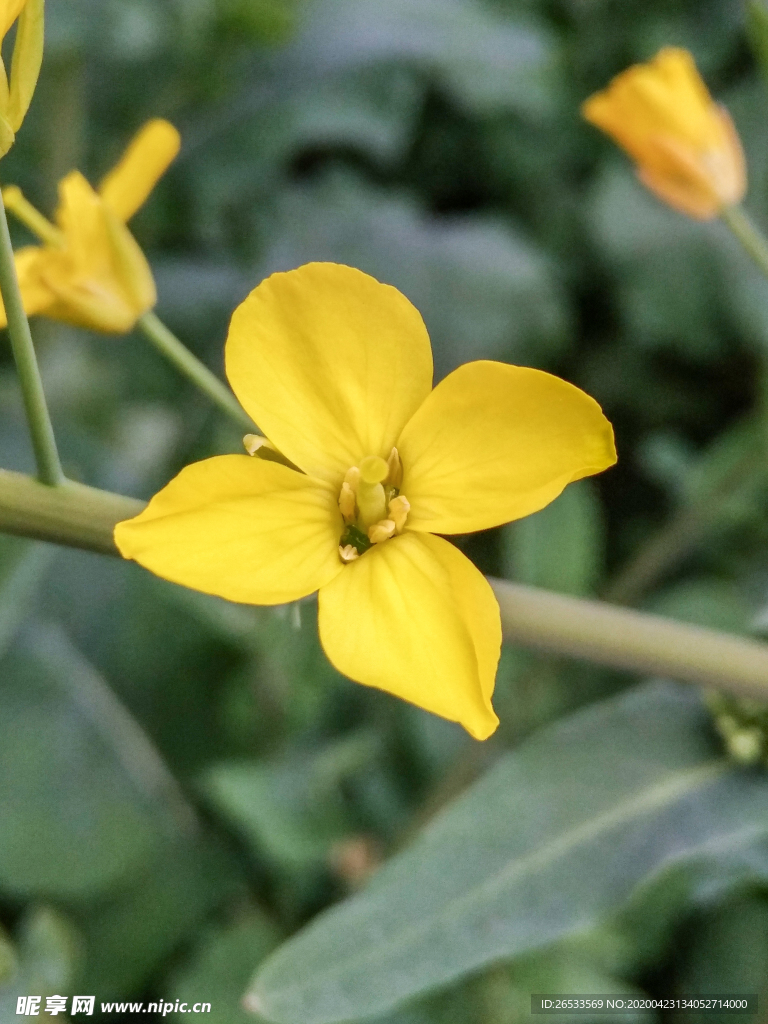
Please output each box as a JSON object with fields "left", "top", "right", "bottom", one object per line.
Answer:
{"left": 0, "top": 468, "right": 142, "bottom": 553}
{"left": 2, "top": 468, "right": 768, "bottom": 703}
{"left": 491, "top": 578, "right": 768, "bottom": 702}
{"left": 0, "top": 187, "right": 64, "bottom": 486}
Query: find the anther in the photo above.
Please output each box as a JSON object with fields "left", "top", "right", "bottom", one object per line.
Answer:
{"left": 338, "top": 482, "right": 356, "bottom": 522}
{"left": 386, "top": 447, "right": 402, "bottom": 489}
{"left": 339, "top": 544, "right": 360, "bottom": 563}
{"left": 344, "top": 465, "right": 361, "bottom": 493}
{"left": 368, "top": 519, "right": 396, "bottom": 544}
{"left": 388, "top": 495, "right": 410, "bottom": 533}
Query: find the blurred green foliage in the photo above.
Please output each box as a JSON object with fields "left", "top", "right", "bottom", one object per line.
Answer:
{"left": 2, "top": 0, "right": 768, "bottom": 1021}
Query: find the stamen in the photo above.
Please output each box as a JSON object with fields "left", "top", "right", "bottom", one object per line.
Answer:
{"left": 368, "top": 519, "right": 396, "bottom": 544}
{"left": 339, "top": 544, "right": 360, "bottom": 563}
{"left": 2, "top": 186, "right": 65, "bottom": 246}
{"left": 243, "top": 433, "right": 275, "bottom": 456}
{"left": 338, "top": 481, "right": 356, "bottom": 522}
{"left": 386, "top": 447, "right": 402, "bottom": 489}
{"left": 344, "top": 465, "right": 361, "bottom": 493}
{"left": 388, "top": 495, "right": 410, "bottom": 533}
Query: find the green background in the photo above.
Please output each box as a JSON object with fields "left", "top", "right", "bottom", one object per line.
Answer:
{"left": 3, "top": 0, "right": 768, "bottom": 1021}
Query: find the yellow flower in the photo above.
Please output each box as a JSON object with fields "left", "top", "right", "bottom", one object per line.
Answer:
{"left": 1, "top": 118, "right": 180, "bottom": 333}
{"left": 0, "top": 0, "right": 44, "bottom": 157}
{"left": 582, "top": 47, "right": 746, "bottom": 220}
{"left": 114, "top": 264, "right": 616, "bottom": 739}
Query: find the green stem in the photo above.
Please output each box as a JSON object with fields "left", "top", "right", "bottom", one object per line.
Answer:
{"left": 2, "top": 466, "right": 768, "bottom": 704}
{"left": 137, "top": 310, "right": 254, "bottom": 432}
{"left": 491, "top": 578, "right": 768, "bottom": 703}
{"left": 0, "top": 468, "right": 142, "bottom": 553}
{"left": 0, "top": 188, "right": 64, "bottom": 486}
{"left": 721, "top": 204, "right": 768, "bottom": 279}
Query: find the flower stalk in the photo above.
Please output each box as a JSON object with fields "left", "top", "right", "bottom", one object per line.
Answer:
{"left": 721, "top": 204, "right": 768, "bottom": 281}
{"left": 137, "top": 311, "right": 254, "bottom": 432}
{"left": 0, "top": 187, "right": 63, "bottom": 486}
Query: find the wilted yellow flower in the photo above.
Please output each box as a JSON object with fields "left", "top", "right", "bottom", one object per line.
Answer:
{"left": 0, "top": 0, "right": 44, "bottom": 157}
{"left": 115, "top": 263, "right": 616, "bottom": 739}
{"left": 1, "top": 119, "right": 180, "bottom": 332}
{"left": 582, "top": 47, "right": 746, "bottom": 220}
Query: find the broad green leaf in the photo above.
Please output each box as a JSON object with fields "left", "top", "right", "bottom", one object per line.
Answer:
{"left": 499, "top": 480, "right": 604, "bottom": 596}
{"left": 247, "top": 683, "right": 768, "bottom": 1024}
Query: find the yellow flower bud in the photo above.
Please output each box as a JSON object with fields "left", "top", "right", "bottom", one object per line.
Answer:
{"left": 582, "top": 47, "right": 746, "bottom": 220}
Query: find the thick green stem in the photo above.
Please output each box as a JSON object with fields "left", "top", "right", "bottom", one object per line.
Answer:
{"left": 491, "top": 579, "right": 768, "bottom": 702}
{"left": 2, "top": 467, "right": 768, "bottom": 703}
{"left": 721, "top": 204, "right": 768, "bottom": 279}
{"left": 0, "top": 468, "right": 142, "bottom": 553}
{"left": 137, "top": 311, "right": 254, "bottom": 432}
{"left": 0, "top": 188, "right": 64, "bottom": 486}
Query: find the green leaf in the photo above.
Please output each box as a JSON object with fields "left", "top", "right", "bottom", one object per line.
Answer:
{"left": 0, "top": 538, "right": 54, "bottom": 662}
{"left": 0, "top": 626, "right": 165, "bottom": 898}
{"left": 71, "top": 836, "right": 244, "bottom": 1000}
{"left": 247, "top": 683, "right": 768, "bottom": 1024}
{"left": 499, "top": 480, "right": 604, "bottom": 596}
{"left": 286, "top": 0, "right": 558, "bottom": 117}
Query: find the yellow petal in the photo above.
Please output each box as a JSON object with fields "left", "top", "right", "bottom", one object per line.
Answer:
{"left": 99, "top": 119, "right": 181, "bottom": 223}
{"left": 115, "top": 455, "right": 343, "bottom": 605}
{"left": 7, "top": 0, "right": 43, "bottom": 132}
{"left": 225, "top": 263, "right": 433, "bottom": 484}
{"left": 0, "top": 0, "right": 26, "bottom": 39}
{"left": 398, "top": 360, "right": 616, "bottom": 534}
{"left": 42, "top": 171, "right": 156, "bottom": 333}
{"left": 318, "top": 532, "right": 500, "bottom": 740}
{"left": 0, "top": 246, "right": 56, "bottom": 328}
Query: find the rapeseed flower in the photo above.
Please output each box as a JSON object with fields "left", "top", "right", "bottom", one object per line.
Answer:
{"left": 0, "top": 0, "right": 43, "bottom": 158}
{"left": 1, "top": 118, "right": 180, "bottom": 332}
{"left": 582, "top": 47, "right": 746, "bottom": 220}
{"left": 115, "top": 263, "right": 616, "bottom": 739}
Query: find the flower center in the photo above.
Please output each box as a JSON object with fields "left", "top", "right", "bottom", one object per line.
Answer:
{"left": 337, "top": 447, "right": 410, "bottom": 563}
